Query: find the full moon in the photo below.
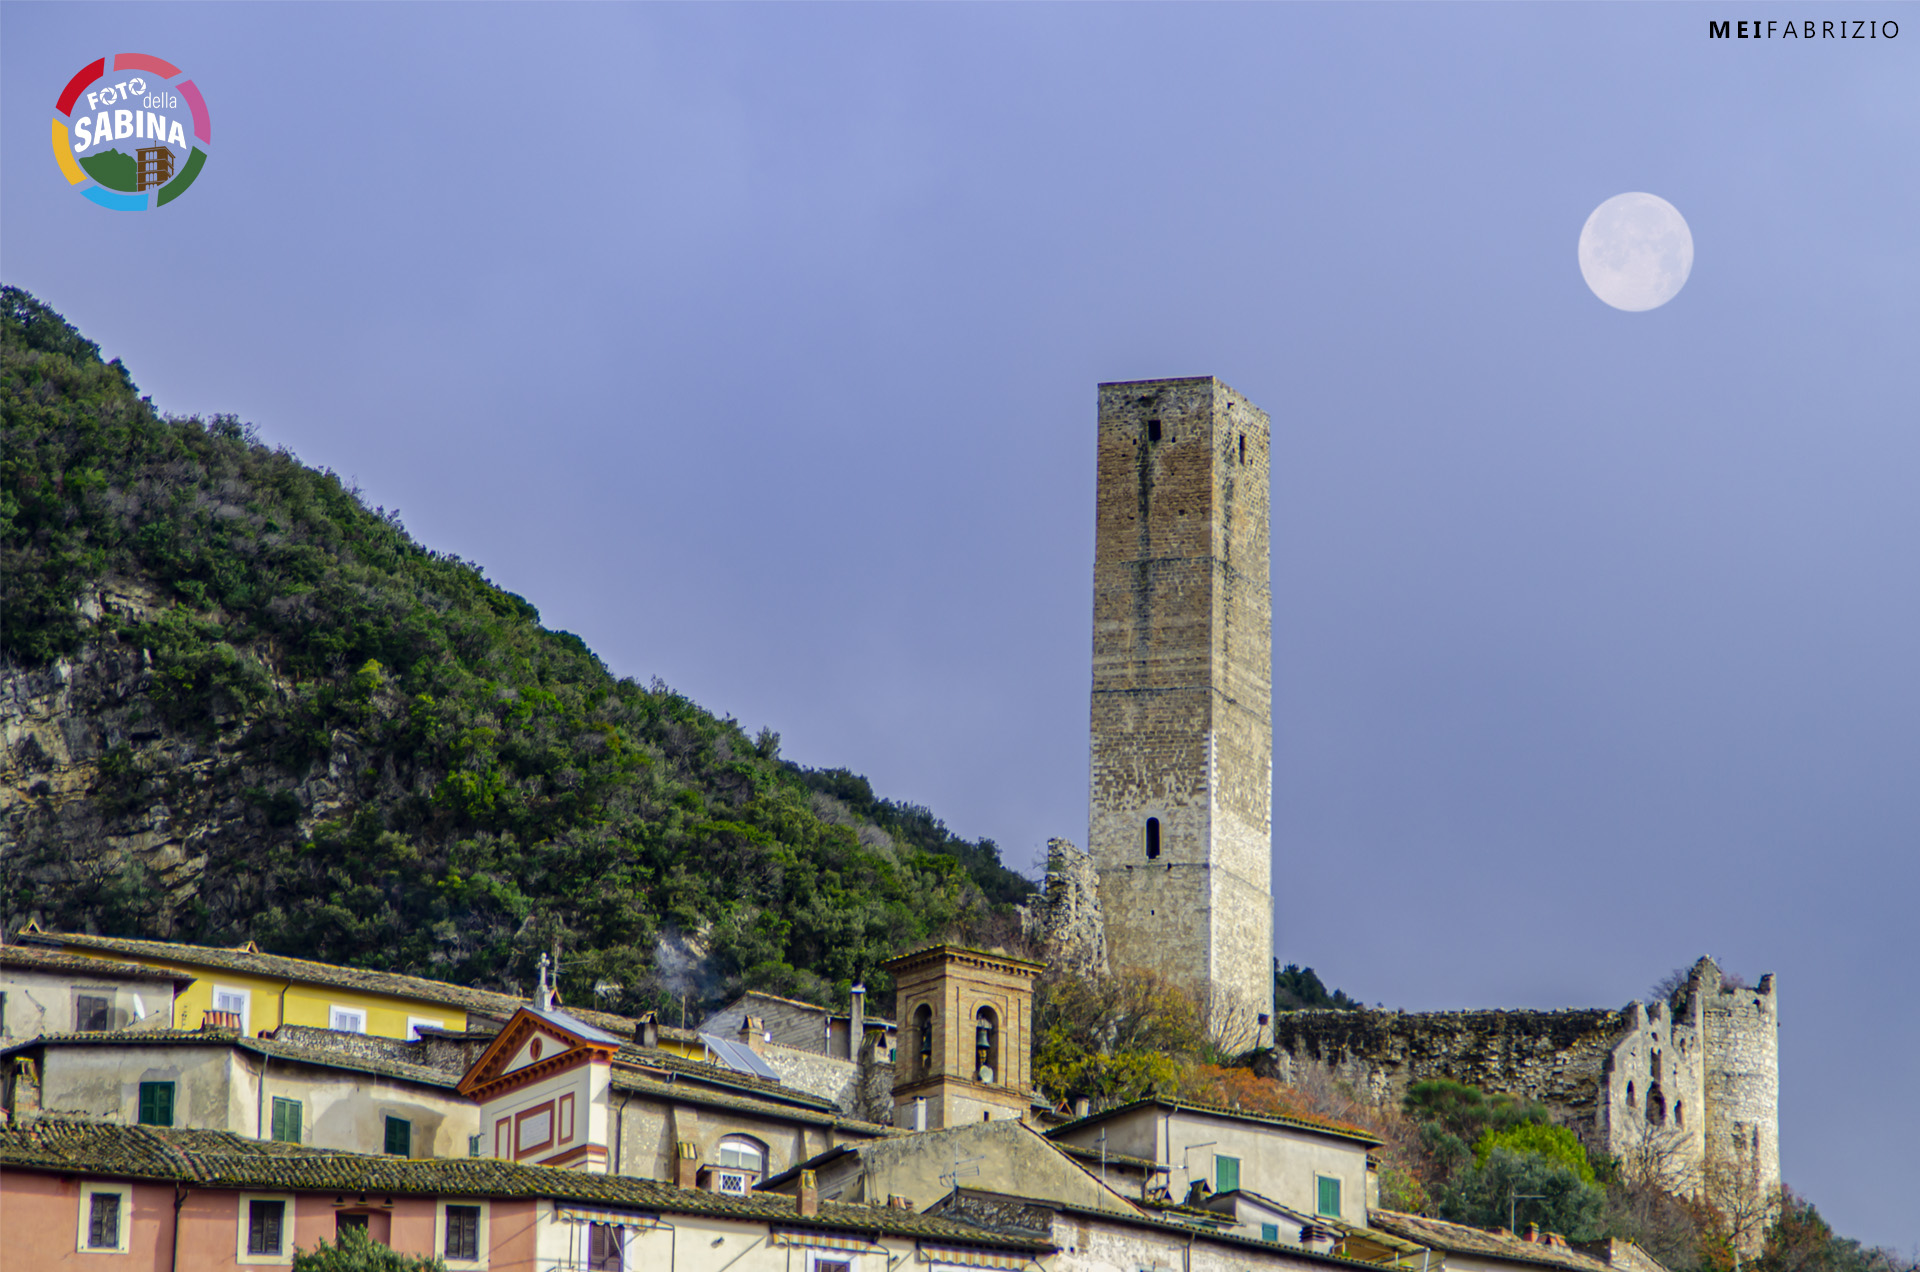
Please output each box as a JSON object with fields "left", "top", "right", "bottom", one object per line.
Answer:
{"left": 1578, "top": 192, "right": 1693, "bottom": 311}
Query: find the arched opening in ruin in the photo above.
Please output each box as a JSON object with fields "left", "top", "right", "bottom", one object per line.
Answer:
{"left": 1646, "top": 1082, "right": 1667, "bottom": 1126}
{"left": 914, "top": 1004, "right": 934, "bottom": 1077}
{"left": 1145, "top": 817, "right": 1161, "bottom": 860}
{"left": 1651, "top": 1049, "right": 1663, "bottom": 1081}
{"left": 1674, "top": 1100, "right": 1685, "bottom": 1127}
{"left": 1626, "top": 1081, "right": 1636, "bottom": 1108}
{"left": 974, "top": 1006, "right": 1000, "bottom": 1084}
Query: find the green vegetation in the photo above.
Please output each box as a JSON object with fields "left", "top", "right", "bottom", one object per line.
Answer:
{"left": 1273, "top": 960, "right": 1362, "bottom": 1011}
{"left": 293, "top": 1226, "right": 446, "bottom": 1272}
{"left": 78, "top": 149, "right": 139, "bottom": 192}
{"left": 0, "top": 287, "right": 1029, "bottom": 1012}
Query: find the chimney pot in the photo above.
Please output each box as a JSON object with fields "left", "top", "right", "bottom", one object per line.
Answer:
{"left": 1526, "top": 1225, "right": 1542, "bottom": 1243}
{"left": 674, "top": 1140, "right": 698, "bottom": 1189}
{"left": 798, "top": 1169, "right": 819, "bottom": 1217}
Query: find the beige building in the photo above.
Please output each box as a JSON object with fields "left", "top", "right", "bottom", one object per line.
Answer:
{"left": 0, "top": 944, "right": 191, "bottom": 1039}
{"left": 1087, "top": 377, "right": 1276, "bottom": 1032}
{"left": 1, "top": 1026, "right": 478, "bottom": 1158}
{"left": 1046, "top": 1098, "right": 1380, "bottom": 1228}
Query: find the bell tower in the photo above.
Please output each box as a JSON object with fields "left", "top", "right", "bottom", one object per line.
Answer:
{"left": 884, "top": 945, "right": 1041, "bottom": 1130}
{"left": 1088, "top": 376, "right": 1274, "bottom": 1031}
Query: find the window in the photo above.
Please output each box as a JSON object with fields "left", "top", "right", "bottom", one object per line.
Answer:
{"left": 88, "top": 1191, "right": 123, "bottom": 1249}
{"left": 1147, "top": 417, "right": 1162, "bottom": 443}
{"left": 270, "top": 1097, "right": 302, "bottom": 1144}
{"left": 1675, "top": 1100, "right": 1686, "bottom": 1127}
{"left": 807, "top": 1257, "right": 852, "bottom": 1272}
{"left": 974, "top": 1007, "right": 1000, "bottom": 1084}
{"left": 445, "top": 1205, "right": 482, "bottom": 1260}
{"left": 1261, "top": 1223, "right": 1280, "bottom": 1243}
{"left": 330, "top": 1006, "right": 367, "bottom": 1033}
{"left": 214, "top": 986, "right": 249, "bottom": 1029}
{"left": 138, "top": 1080, "right": 175, "bottom": 1126}
{"left": 914, "top": 1004, "right": 934, "bottom": 1074}
{"left": 1316, "top": 1175, "right": 1342, "bottom": 1218}
{"left": 336, "top": 1213, "right": 368, "bottom": 1236}
{"left": 716, "top": 1136, "right": 765, "bottom": 1172}
{"left": 1145, "top": 817, "right": 1160, "bottom": 860}
{"left": 1214, "top": 1154, "right": 1240, "bottom": 1193}
{"left": 385, "top": 1115, "right": 412, "bottom": 1157}
{"left": 248, "top": 1200, "right": 286, "bottom": 1255}
{"left": 407, "top": 1016, "right": 445, "bottom": 1041}
{"left": 468, "top": 1134, "right": 483, "bottom": 1158}
{"left": 587, "top": 1222, "right": 623, "bottom": 1270}
{"left": 1239, "top": 433, "right": 1247, "bottom": 463}
{"left": 77, "top": 993, "right": 112, "bottom": 1032}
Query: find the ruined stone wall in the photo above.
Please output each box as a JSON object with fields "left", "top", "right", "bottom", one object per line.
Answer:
{"left": 1264, "top": 1006, "right": 1628, "bottom": 1134}
{"left": 1020, "top": 838, "right": 1108, "bottom": 977}
{"left": 1697, "top": 965, "right": 1781, "bottom": 1213}
{"left": 1088, "top": 377, "right": 1273, "bottom": 1026}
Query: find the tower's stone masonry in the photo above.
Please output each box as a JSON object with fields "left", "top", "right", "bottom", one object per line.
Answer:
{"left": 1088, "top": 377, "right": 1273, "bottom": 1029}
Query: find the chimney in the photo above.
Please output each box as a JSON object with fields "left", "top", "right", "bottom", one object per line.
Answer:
{"left": 640, "top": 1014, "right": 659, "bottom": 1049}
{"left": 912, "top": 1097, "right": 928, "bottom": 1132}
{"left": 849, "top": 984, "right": 865, "bottom": 1060}
{"left": 798, "top": 1169, "right": 819, "bottom": 1217}
{"left": 740, "top": 1015, "right": 766, "bottom": 1054}
{"left": 1073, "top": 1097, "right": 1091, "bottom": 1118}
{"left": 887, "top": 1195, "right": 913, "bottom": 1210}
{"left": 1526, "top": 1225, "right": 1542, "bottom": 1243}
{"left": 675, "top": 1140, "right": 698, "bottom": 1189}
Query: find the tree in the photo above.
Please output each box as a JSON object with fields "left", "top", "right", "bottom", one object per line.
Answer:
{"left": 293, "top": 1226, "right": 447, "bottom": 1271}
{"left": 1440, "top": 1146, "right": 1607, "bottom": 1241}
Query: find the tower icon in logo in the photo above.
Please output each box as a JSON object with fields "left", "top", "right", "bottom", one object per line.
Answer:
{"left": 52, "top": 53, "right": 210, "bottom": 210}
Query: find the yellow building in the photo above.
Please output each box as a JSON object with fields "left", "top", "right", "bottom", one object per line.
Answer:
{"left": 16, "top": 926, "right": 631, "bottom": 1044}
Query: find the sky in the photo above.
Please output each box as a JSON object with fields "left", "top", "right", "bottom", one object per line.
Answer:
{"left": 4, "top": 1, "right": 1915, "bottom": 1248}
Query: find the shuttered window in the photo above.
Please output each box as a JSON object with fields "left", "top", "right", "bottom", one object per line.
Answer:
{"left": 137, "top": 1081, "right": 175, "bottom": 1126}
{"left": 248, "top": 1200, "right": 285, "bottom": 1254}
{"left": 385, "top": 1115, "right": 412, "bottom": 1157}
{"left": 1261, "top": 1223, "right": 1280, "bottom": 1243}
{"left": 1317, "top": 1175, "right": 1342, "bottom": 1217}
{"left": 445, "top": 1205, "right": 481, "bottom": 1259}
{"left": 1214, "top": 1154, "right": 1239, "bottom": 1193}
{"left": 87, "top": 1192, "right": 122, "bottom": 1249}
{"left": 270, "top": 1097, "right": 302, "bottom": 1143}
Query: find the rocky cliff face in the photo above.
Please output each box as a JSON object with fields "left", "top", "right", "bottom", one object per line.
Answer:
{"left": 1, "top": 575, "right": 370, "bottom": 938}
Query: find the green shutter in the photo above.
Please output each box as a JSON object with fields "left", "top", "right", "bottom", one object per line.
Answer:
{"left": 1317, "top": 1175, "right": 1342, "bottom": 1217}
{"left": 385, "top": 1116, "right": 412, "bottom": 1156}
{"left": 137, "top": 1081, "right": 174, "bottom": 1127}
{"left": 1215, "top": 1154, "right": 1239, "bottom": 1193}
{"left": 271, "top": 1097, "right": 302, "bottom": 1143}
{"left": 1261, "top": 1223, "right": 1280, "bottom": 1243}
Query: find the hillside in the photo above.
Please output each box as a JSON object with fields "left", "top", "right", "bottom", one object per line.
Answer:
{"left": 0, "top": 287, "right": 1031, "bottom": 1014}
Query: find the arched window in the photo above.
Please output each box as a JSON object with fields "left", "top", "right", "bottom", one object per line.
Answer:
{"left": 716, "top": 1136, "right": 765, "bottom": 1175}
{"left": 1673, "top": 1101, "right": 1685, "bottom": 1128}
{"left": 1146, "top": 818, "right": 1161, "bottom": 860}
{"left": 1646, "top": 1082, "right": 1667, "bottom": 1126}
{"left": 1625, "top": 1081, "right": 1636, "bottom": 1108}
{"left": 914, "top": 1004, "right": 934, "bottom": 1076}
{"left": 974, "top": 1007, "right": 1000, "bottom": 1085}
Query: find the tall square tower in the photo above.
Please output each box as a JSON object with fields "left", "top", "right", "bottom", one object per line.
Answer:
{"left": 1088, "top": 376, "right": 1274, "bottom": 1029}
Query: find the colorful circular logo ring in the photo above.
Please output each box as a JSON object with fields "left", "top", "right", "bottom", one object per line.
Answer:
{"left": 52, "top": 54, "right": 210, "bottom": 210}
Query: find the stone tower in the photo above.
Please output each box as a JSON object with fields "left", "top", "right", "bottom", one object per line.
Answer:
{"left": 1088, "top": 376, "right": 1274, "bottom": 1030}
{"left": 885, "top": 945, "right": 1042, "bottom": 1130}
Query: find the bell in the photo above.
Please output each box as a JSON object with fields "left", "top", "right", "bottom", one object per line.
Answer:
{"left": 976, "top": 1023, "right": 992, "bottom": 1049}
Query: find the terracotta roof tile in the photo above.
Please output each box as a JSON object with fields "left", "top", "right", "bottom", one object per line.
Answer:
{"left": 1046, "top": 1098, "right": 1384, "bottom": 1147}
{"left": 0, "top": 945, "right": 194, "bottom": 985}
{"left": 1, "top": 1029, "right": 461, "bottom": 1090}
{"left": 0, "top": 1120, "right": 1046, "bottom": 1251}
{"left": 1368, "top": 1210, "right": 1621, "bottom": 1272}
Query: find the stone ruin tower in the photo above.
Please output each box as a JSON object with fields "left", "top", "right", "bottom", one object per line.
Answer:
{"left": 1087, "top": 377, "right": 1275, "bottom": 1030}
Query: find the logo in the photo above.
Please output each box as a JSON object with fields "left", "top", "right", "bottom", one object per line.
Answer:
{"left": 52, "top": 54, "right": 210, "bottom": 210}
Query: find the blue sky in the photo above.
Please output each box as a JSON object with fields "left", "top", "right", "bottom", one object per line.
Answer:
{"left": 4, "top": 2, "right": 1915, "bottom": 1247}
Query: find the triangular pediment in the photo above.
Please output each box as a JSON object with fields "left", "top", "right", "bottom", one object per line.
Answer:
{"left": 457, "top": 1006, "right": 618, "bottom": 1099}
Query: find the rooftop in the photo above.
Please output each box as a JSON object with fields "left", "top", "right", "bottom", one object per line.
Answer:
{"left": 0, "top": 943, "right": 194, "bottom": 986}
{"left": 1046, "top": 1097, "right": 1385, "bottom": 1148}
{"left": 0, "top": 1119, "right": 1047, "bottom": 1251}
{"left": 1368, "top": 1210, "right": 1622, "bottom": 1272}
{"left": 1, "top": 1028, "right": 463, "bottom": 1090}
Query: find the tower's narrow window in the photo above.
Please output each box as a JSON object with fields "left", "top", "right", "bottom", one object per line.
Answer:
{"left": 974, "top": 1007, "right": 1000, "bottom": 1084}
{"left": 914, "top": 1004, "right": 934, "bottom": 1075}
{"left": 1646, "top": 1082, "right": 1667, "bottom": 1126}
{"left": 1147, "top": 418, "right": 1162, "bottom": 443}
{"left": 1145, "top": 817, "right": 1161, "bottom": 860}
{"left": 1674, "top": 1100, "right": 1684, "bottom": 1127}
{"left": 1625, "top": 1081, "right": 1635, "bottom": 1107}
{"left": 1239, "top": 434, "right": 1246, "bottom": 463}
